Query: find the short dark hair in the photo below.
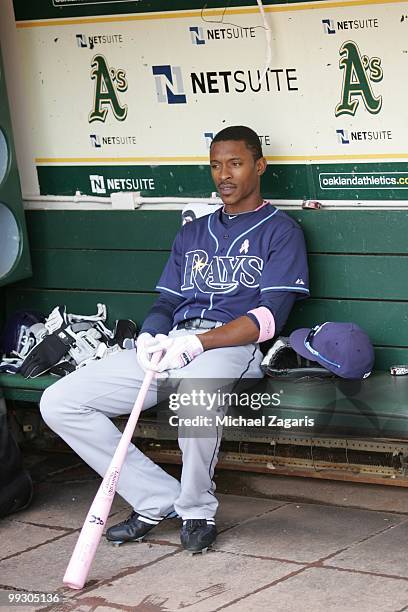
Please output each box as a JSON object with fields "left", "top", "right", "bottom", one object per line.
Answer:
{"left": 211, "top": 126, "right": 263, "bottom": 161}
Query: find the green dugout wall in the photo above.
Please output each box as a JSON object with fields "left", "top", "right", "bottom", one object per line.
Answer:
{"left": 0, "top": 45, "right": 31, "bottom": 287}
{"left": 8, "top": 1, "right": 408, "bottom": 202}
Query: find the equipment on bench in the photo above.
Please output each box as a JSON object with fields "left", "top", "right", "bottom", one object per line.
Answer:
{"left": 19, "top": 323, "right": 106, "bottom": 378}
{"left": 0, "top": 305, "right": 138, "bottom": 378}
{"left": 289, "top": 322, "right": 375, "bottom": 380}
{"left": 261, "top": 336, "right": 333, "bottom": 379}
{"left": 0, "top": 310, "right": 46, "bottom": 357}
{"left": 110, "top": 318, "right": 138, "bottom": 349}
{"left": 44, "top": 304, "right": 109, "bottom": 334}
{"left": 0, "top": 311, "right": 47, "bottom": 374}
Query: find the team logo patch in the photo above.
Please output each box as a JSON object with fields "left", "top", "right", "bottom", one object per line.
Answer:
{"left": 239, "top": 239, "right": 250, "bottom": 254}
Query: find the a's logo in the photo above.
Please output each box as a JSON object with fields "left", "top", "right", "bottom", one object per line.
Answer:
{"left": 295, "top": 278, "right": 305, "bottom": 285}
{"left": 89, "top": 515, "right": 104, "bottom": 525}
{"left": 182, "top": 250, "right": 263, "bottom": 293}
{"left": 335, "top": 41, "right": 383, "bottom": 117}
{"left": 89, "top": 174, "right": 106, "bottom": 194}
{"left": 89, "top": 55, "right": 128, "bottom": 123}
{"left": 336, "top": 129, "right": 350, "bottom": 144}
{"left": 190, "top": 26, "right": 205, "bottom": 45}
{"left": 239, "top": 239, "right": 250, "bottom": 254}
{"left": 204, "top": 132, "right": 214, "bottom": 148}
{"left": 152, "top": 65, "right": 187, "bottom": 104}
{"left": 322, "top": 19, "right": 336, "bottom": 34}
{"left": 90, "top": 134, "right": 101, "bottom": 148}
{"left": 76, "top": 33, "right": 87, "bottom": 47}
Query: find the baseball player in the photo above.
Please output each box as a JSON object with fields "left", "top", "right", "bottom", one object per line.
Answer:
{"left": 40, "top": 126, "right": 309, "bottom": 554}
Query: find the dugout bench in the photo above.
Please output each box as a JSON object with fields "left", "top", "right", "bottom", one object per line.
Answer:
{"left": 1, "top": 208, "right": 408, "bottom": 484}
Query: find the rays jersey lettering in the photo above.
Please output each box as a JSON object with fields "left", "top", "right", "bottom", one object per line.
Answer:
{"left": 156, "top": 204, "right": 309, "bottom": 325}
{"left": 182, "top": 250, "right": 263, "bottom": 294}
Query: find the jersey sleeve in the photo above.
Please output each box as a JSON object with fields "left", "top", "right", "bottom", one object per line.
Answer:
{"left": 141, "top": 292, "right": 183, "bottom": 335}
{"left": 258, "top": 291, "right": 297, "bottom": 333}
{"left": 155, "top": 229, "right": 184, "bottom": 299}
{"left": 260, "top": 226, "right": 309, "bottom": 298}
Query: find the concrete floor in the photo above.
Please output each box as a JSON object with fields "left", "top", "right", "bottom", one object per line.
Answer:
{"left": 1, "top": 451, "right": 408, "bottom": 612}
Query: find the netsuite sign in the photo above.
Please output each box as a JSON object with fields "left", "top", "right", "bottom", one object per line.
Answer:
{"left": 152, "top": 64, "right": 299, "bottom": 104}
{"left": 189, "top": 25, "right": 257, "bottom": 45}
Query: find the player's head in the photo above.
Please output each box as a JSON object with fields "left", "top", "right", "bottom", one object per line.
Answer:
{"left": 209, "top": 126, "right": 267, "bottom": 211}
{"left": 210, "top": 126, "right": 263, "bottom": 161}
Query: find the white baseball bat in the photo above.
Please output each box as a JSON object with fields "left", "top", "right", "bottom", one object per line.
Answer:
{"left": 63, "top": 352, "right": 161, "bottom": 590}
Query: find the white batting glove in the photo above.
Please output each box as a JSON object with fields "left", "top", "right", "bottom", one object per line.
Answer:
{"left": 147, "top": 334, "right": 204, "bottom": 373}
{"left": 44, "top": 305, "right": 68, "bottom": 334}
{"left": 136, "top": 333, "right": 166, "bottom": 372}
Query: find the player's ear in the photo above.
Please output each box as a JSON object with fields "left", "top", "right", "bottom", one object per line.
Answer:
{"left": 256, "top": 157, "right": 267, "bottom": 176}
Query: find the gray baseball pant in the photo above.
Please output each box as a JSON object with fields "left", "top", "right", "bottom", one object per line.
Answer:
{"left": 40, "top": 327, "right": 263, "bottom": 522}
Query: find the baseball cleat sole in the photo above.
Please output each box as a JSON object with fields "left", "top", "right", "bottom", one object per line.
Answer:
{"left": 184, "top": 546, "right": 210, "bottom": 555}
{"left": 109, "top": 536, "right": 146, "bottom": 546}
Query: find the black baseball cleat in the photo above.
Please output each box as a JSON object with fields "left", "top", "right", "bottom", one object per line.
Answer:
{"left": 106, "top": 512, "right": 160, "bottom": 546}
{"left": 180, "top": 519, "right": 217, "bottom": 554}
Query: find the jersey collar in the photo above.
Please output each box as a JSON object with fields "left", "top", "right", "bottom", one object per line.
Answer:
{"left": 221, "top": 200, "right": 269, "bottom": 220}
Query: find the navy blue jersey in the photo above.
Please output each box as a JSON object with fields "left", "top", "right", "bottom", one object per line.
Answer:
{"left": 156, "top": 203, "right": 309, "bottom": 326}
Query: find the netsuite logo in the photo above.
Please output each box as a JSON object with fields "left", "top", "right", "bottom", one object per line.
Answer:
{"left": 89, "top": 174, "right": 155, "bottom": 194}
{"left": 189, "top": 25, "right": 257, "bottom": 44}
{"left": 336, "top": 128, "right": 392, "bottom": 144}
{"left": 89, "top": 174, "right": 106, "bottom": 194}
{"left": 90, "top": 134, "right": 101, "bottom": 148}
{"left": 152, "top": 65, "right": 187, "bottom": 104}
{"left": 76, "top": 33, "right": 123, "bottom": 49}
{"left": 152, "top": 64, "right": 298, "bottom": 104}
{"left": 90, "top": 134, "right": 137, "bottom": 147}
{"left": 190, "top": 27, "right": 205, "bottom": 45}
{"left": 204, "top": 132, "right": 214, "bottom": 148}
{"left": 322, "top": 18, "right": 379, "bottom": 34}
{"left": 76, "top": 34, "right": 88, "bottom": 48}
{"left": 336, "top": 129, "right": 349, "bottom": 144}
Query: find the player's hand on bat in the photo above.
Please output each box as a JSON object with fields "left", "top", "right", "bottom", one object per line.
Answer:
{"left": 146, "top": 334, "right": 204, "bottom": 372}
{"left": 136, "top": 333, "right": 168, "bottom": 372}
